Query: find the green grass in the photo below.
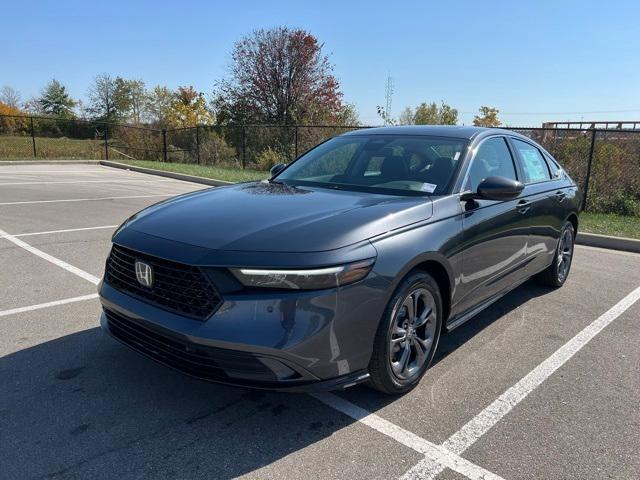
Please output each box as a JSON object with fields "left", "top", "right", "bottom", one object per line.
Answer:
{"left": 0, "top": 136, "right": 103, "bottom": 160}
{"left": 580, "top": 212, "right": 640, "bottom": 239}
{"left": 113, "top": 159, "right": 268, "bottom": 183}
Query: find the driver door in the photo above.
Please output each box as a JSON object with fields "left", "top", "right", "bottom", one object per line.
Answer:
{"left": 454, "top": 136, "right": 530, "bottom": 317}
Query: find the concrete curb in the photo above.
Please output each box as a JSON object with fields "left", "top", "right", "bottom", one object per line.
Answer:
{"left": 576, "top": 232, "right": 640, "bottom": 253}
{"left": 0, "top": 160, "right": 100, "bottom": 165}
{"left": 100, "top": 160, "right": 236, "bottom": 187}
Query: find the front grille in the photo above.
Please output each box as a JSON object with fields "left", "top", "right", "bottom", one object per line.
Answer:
{"left": 104, "top": 309, "right": 281, "bottom": 383}
{"left": 105, "top": 244, "right": 221, "bottom": 320}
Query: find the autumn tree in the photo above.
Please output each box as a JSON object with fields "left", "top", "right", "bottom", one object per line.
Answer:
{"left": 473, "top": 106, "right": 501, "bottom": 127}
{"left": 213, "top": 27, "right": 344, "bottom": 124}
{"left": 0, "top": 86, "right": 21, "bottom": 108}
{"left": 0, "top": 101, "right": 27, "bottom": 134}
{"left": 38, "top": 79, "right": 76, "bottom": 118}
{"left": 165, "top": 86, "right": 213, "bottom": 128}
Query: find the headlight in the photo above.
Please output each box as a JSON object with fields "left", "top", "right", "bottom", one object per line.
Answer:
{"left": 230, "top": 258, "right": 375, "bottom": 290}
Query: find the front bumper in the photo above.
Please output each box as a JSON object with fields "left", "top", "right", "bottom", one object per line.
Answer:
{"left": 99, "top": 272, "right": 387, "bottom": 391}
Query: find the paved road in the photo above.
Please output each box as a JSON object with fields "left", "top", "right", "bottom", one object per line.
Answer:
{"left": 1, "top": 164, "right": 638, "bottom": 479}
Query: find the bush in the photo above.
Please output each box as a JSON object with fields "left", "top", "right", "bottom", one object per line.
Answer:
{"left": 587, "top": 190, "right": 640, "bottom": 216}
{"left": 256, "top": 147, "right": 282, "bottom": 171}
{"left": 200, "top": 131, "right": 237, "bottom": 166}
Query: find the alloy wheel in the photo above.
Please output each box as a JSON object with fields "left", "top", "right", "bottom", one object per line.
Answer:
{"left": 557, "top": 226, "right": 574, "bottom": 282}
{"left": 389, "top": 287, "right": 438, "bottom": 380}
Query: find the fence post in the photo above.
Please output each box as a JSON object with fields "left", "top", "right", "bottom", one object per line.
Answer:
{"left": 104, "top": 123, "right": 109, "bottom": 160}
{"left": 30, "top": 116, "right": 37, "bottom": 158}
{"left": 241, "top": 125, "right": 246, "bottom": 169}
{"left": 162, "top": 129, "right": 168, "bottom": 162}
{"left": 195, "top": 126, "right": 201, "bottom": 165}
{"left": 581, "top": 129, "right": 597, "bottom": 211}
{"left": 294, "top": 125, "right": 299, "bottom": 158}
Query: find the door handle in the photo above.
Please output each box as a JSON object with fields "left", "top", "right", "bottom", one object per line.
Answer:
{"left": 516, "top": 199, "right": 531, "bottom": 214}
{"left": 555, "top": 190, "right": 566, "bottom": 202}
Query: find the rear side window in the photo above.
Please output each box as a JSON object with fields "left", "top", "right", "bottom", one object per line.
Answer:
{"left": 511, "top": 139, "right": 551, "bottom": 183}
{"left": 466, "top": 137, "right": 517, "bottom": 192}
{"left": 544, "top": 154, "right": 563, "bottom": 179}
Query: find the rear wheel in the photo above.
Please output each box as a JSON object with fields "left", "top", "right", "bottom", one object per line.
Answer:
{"left": 537, "top": 222, "right": 575, "bottom": 287}
{"left": 368, "top": 271, "right": 442, "bottom": 394}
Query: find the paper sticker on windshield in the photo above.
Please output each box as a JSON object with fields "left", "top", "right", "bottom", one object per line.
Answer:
{"left": 421, "top": 183, "right": 437, "bottom": 193}
{"left": 454, "top": 152, "right": 461, "bottom": 160}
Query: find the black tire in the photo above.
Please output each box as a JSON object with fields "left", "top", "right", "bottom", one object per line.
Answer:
{"left": 368, "top": 270, "right": 443, "bottom": 395}
{"left": 536, "top": 221, "right": 575, "bottom": 287}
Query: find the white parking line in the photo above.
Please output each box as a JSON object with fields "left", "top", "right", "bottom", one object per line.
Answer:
{"left": 0, "top": 294, "right": 99, "bottom": 317}
{"left": 312, "top": 393, "right": 504, "bottom": 480}
{"left": 0, "top": 228, "right": 100, "bottom": 285}
{"left": 401, "top": 284, "right": 640, "bottom": 479}
{"left": 0, "top": 179, "right": 175, "bottom": 186}
{"left": 0, "top": 193, "right": 175, "bottom": 206}
{"left": 6, "top": 225, "right": 118, "bottom": 238}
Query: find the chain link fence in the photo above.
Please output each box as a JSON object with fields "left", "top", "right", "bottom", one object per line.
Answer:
{"left": 2, "top": 114, "right": 639, "bottom": 215}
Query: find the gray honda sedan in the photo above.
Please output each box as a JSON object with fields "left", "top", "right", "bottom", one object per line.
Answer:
{"left": 99, "top": 126, "right": 580, "bottom": 394}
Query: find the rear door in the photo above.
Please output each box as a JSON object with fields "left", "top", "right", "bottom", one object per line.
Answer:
{"left": 508, "top": 137, "right": 562, "bottom": 274}
{"left": 454, "top": 136, "right": 530, "bottom": 317}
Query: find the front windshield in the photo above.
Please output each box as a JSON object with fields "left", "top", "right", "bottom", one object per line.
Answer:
{"left": 276, "top": 134, "right": 467, "bottom": 195}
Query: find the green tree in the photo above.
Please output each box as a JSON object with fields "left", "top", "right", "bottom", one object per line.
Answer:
{"left": 413, "top": 101, "right": 458, "bottom": 125}
{"left": 473, "top": 106, "right": 501, "bottom": 127}
{"left": 146, "top": 86, "right": 174, "bottom": 127}
{"left": 38, "top": 79, "right": 76, "bottom": 118}
{"left": 336, "top": 103, "right": 360, "bottom": 126}
{"left": 86, "top": 73, "right": 119, "bottom": 122}
{"left": 113, "top": 78, "right": 147, "bottom": 124}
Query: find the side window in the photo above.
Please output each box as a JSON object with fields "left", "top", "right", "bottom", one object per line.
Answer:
{"left": 511, "top": 139, "right": 551, "bottom": 183}
{"left": 466, "top": 137, "right": 517, "bottom": 192}
{"left": 544, "top": 154, "right": 563, "bottom": 179}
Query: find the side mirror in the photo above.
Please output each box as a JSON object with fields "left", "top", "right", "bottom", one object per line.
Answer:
{"left": 461, "top": 176, "right": 524, "bottom": 202}
{"left": 270, "top": 163, "right": 287, "bottom": 178}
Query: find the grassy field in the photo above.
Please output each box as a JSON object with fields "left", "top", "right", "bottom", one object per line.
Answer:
{"left": 113, "top": 159, "right": 268, "bottom": 183}
{"left": 0, "top": 136, "right": 103, "bottom": 160}
{"left": 579, "top": 212, "right": 640, "bottom": 239}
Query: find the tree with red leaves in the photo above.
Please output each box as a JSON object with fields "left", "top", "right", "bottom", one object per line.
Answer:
{"left": 214, "top": 27, "right": 345, "bottom": 125}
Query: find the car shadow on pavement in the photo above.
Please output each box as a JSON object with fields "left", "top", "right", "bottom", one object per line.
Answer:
{"left": 1, "top": 281, "right": 552, "bottom": 479}
{"left": 337, "top": 279, "right": 554, "bottom": 408}
{"left": 1, "top": 327, "right": 359, "bottom": 479}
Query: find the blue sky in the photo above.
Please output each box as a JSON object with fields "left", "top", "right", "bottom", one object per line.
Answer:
{"left": 2, "top": 0, "right": 639, "bottom": 126}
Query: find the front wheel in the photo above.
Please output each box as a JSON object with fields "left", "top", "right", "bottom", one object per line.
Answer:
{"left": 368, "top": 271, "right": 442, "bottom": 394}
{"left": 537, "top": 221, "right": 575, "bottom": 287}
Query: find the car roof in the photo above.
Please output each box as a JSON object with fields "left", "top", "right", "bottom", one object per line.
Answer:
{"left": 340, "top": 125, "right": 518, "bottom": 141}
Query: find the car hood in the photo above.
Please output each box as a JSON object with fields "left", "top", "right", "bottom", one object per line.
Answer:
{"left": 124, "top": 181, "right": 433, "bottom": 253}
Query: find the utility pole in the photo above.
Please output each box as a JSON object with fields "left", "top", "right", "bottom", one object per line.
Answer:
{"left": 384, "top": 73, "right": 394, "bottom": 125}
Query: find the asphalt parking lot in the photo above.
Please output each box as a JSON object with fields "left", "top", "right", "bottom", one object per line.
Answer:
{"left": 1, "top": 163, "right": 639, "bottom": 480}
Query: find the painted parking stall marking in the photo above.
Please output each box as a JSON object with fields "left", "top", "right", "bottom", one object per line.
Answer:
{"left": 0, "top": 294, "right": 99, "bottom": 317}
{"left": 313, "top": 392, "right": 505, "bottom": 480}
{"left": 0, "top": 193, "right": 175, "bottom": 206}
{"left": 0, "top": 228, "right": 101, "bottom": 285}
{"left": 401, "top": 283, "right": 640, "bottom": 479}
